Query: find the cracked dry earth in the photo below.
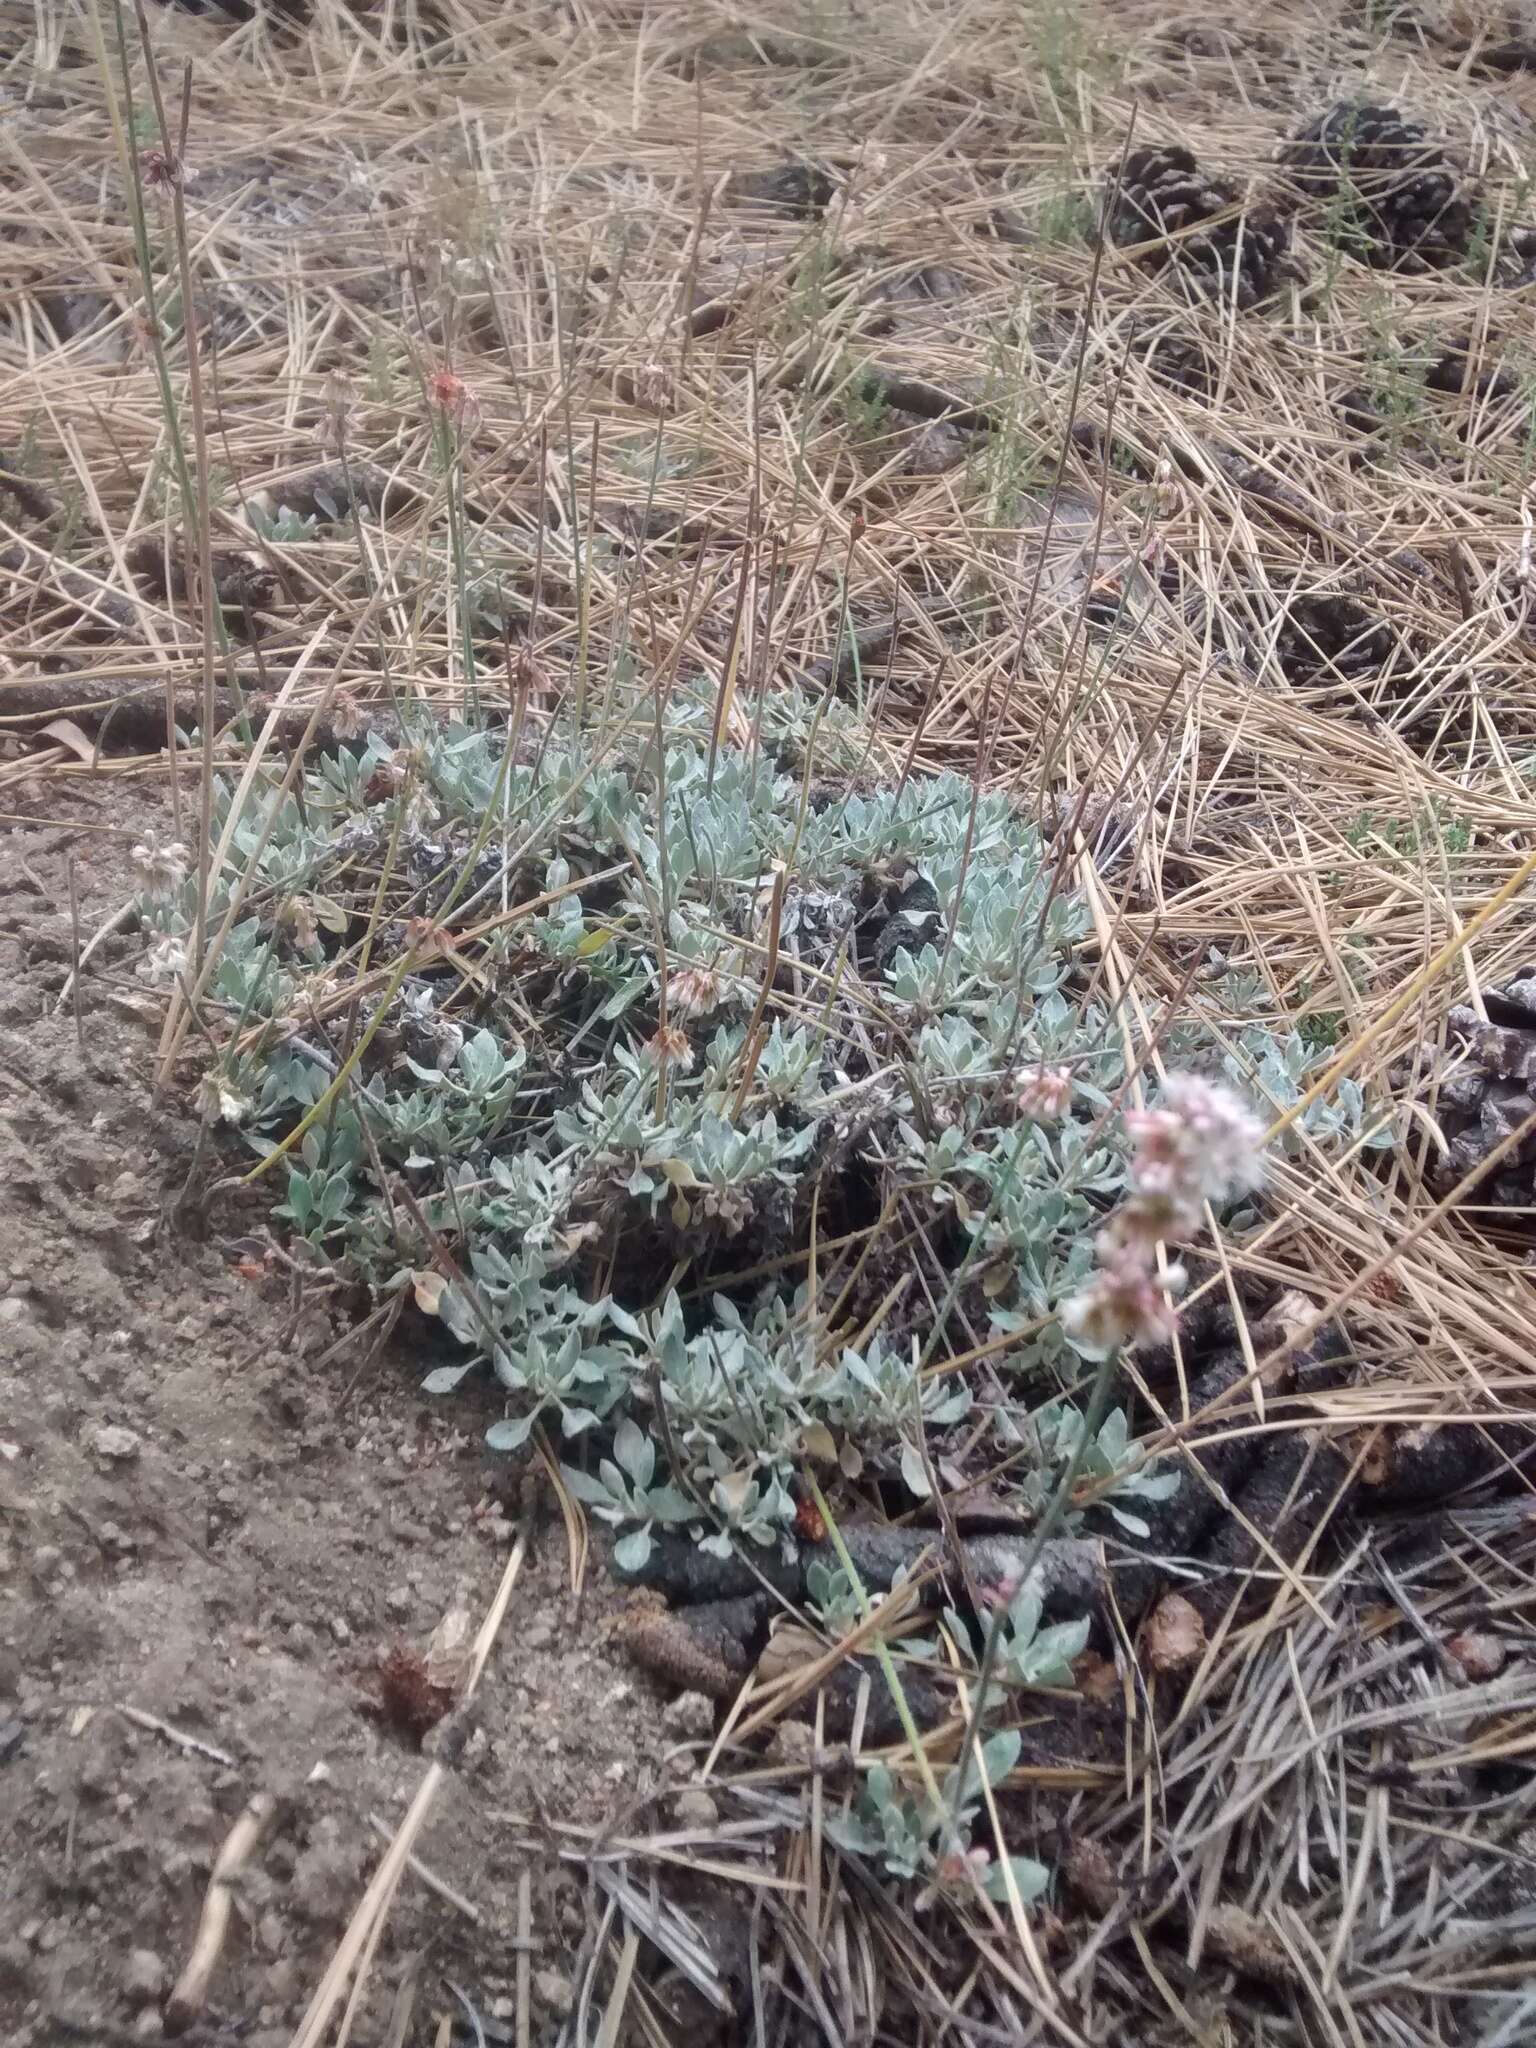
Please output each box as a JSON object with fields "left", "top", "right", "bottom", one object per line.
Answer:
{"left": 0, "top": 782, "right": 682, "bottom": 2047}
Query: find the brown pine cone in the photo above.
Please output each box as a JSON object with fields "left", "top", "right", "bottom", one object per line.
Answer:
{"left": 1280, "top": 102, "right": 1475, "bottom": 271}
{"left": 1107, "top": 145, "right": 1294, "bottom": 307}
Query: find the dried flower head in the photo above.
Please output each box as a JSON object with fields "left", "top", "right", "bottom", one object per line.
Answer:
{"left": 628, "top": 359, "right": 674, "bottom": 415}
{"left": 1060, "top": 1071, "right": 1267, "bottom": 1356}
{"left": 668, "top": 964, "right": 723, "bottom": 1020}
{"left": 428, "top": 367, "right": 478, "bottom": 426}
{"left": 320, "top": 370, "right": 354, "bottom": 456}
{"left": 139, "top": 147, "right": 179, "bottom": 191}
{"left": 404, "top": 916, "right": 455, "bottom": 958}
{"left": 510, "top": 640, "right": 551, "bottom": 703}
{"left": 198, "top": 1073, "right": 253, "bottom": 1127}
{"left": 1017, "top": 1063, "right": 1072, "bottom": 1122}
{"left": 646, "top": 1023, "right": 694, "bottom": 1071}
{"left": 363, "top": 756, "right": 407, "bottom": 805}
{"left": 1099, "top": 1188, "right": 1204, "bottom": 1255}
{"left": 137, "top": 933, "right": 188, "bottom": 986}
{"left": 698, "top": 1184, "right": 753, "bottom": 1232}
{"left": 131, "top": 837, "right": 191, "bottom": 898}
{"left": 277, "top": 895, "right": 319, "bottom": 953}
{"left": 329, "top": 689, "right": 366, "bottom": 741}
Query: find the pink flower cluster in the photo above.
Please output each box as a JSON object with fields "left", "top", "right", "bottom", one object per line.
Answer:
{"left": 1125, "top": 1074, "right": 1265, "bottom": 1229}
{"left": 1017, "top": 1064, "right": 1073, "bottom": 1122}
{"left": 1061, "top": 1074, "right": 1266, "bottom": 1355}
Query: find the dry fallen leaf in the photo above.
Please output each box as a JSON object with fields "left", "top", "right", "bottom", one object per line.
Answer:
{"left": 39, "top": 716, "right": 99, "bottom": 765}
{"left": 411, "top": 1269, "right": 447, "bottom": 1315}
{"left": 426, "top": 1583, "right": 474, "bottom": 1691}
{"left": 1145, "top": 1592, "right": 1206, "bottom": 1673}
{"left": 1446, "top": 1629, "right": 1508, "bottom": 1681}
{"left": 756, "top": 1621, "right": 828, "bottom": 1686}
{"left": 1072, "top": 1648, "right": 1121, "bottom": 1702}
{"left": 800, "top": 1421, "right": 837, "bottom": 1465}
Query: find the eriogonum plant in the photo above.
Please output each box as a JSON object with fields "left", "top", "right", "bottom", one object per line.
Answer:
{"left": 134, "top": 696, "right": 1375, "bottom": 1568}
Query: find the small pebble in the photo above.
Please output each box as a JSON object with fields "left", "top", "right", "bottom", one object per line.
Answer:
{"left": 672, "top": 1786, "right": 719, "bottom": 1830}
{"left": 533, "top": 1968, "right": 575, "bottom": 2019}
{"left": 89, "top": 1424, "right": 141, "bottom": 1463}
{"left": 123, "top": 1947, "right": 166, "bottom": 2005}
{"left": 661, "top": 1690, "right": 715, "bottom": 1741}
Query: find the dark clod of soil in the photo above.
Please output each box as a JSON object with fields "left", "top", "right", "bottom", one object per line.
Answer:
{"left": 1273, "top": 591, "right": 1394, "bottom": 684}
{"left": 726, "top": 163, "right": 838, "bottom": 219}
{"left": 1279, "top": 102, "right": 1475, "bottom": 272}
{"left": 0, "top": 452, "right": 55, "bottom": 529}
{"left": 1106, "top": 145, "right": 1295, "bottom": 307}
{"left": 123, "top": 534, "right": 279, "bottom": 623}
{"left": 1425, "top": 337, "right": 1518, "bottom": 404}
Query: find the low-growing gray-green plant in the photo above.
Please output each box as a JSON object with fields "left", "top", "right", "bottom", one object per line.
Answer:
{"left": 944, "top": 1573, "right": 1092, "bottom": 1694}
{"left": 134, "top": 700, "right": 1381, "bottom": 1571}
{"left": 993, "top": 1398, "right": 1181, "bottom": 1537}
{"left": 827, "top": 1731, "right": 1048, "bottom": 1901}
{"left": 246, "top": 500, "right": 326, "bottom": 543}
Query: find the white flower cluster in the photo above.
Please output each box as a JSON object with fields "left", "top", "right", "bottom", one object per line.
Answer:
{"left": 1062, "top": 1075, "right": 1266, "bottom": 1356}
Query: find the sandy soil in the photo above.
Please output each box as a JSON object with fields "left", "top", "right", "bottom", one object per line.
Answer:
{"left": 0, "top": 778, "right": 685, "bottom": 2047}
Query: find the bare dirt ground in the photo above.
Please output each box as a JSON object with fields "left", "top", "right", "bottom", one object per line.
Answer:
{"left": 1, "top": 787, "right": 677, "bottom": 2044}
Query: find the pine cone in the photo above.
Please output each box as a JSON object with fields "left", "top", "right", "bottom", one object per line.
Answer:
{"left": 1130, "top": 322, "right": 1217, "bottom": 399}
{"left": 1274, "top": 593, "right": 1392, "bottom": 683}
{"left": 1395, "top": 976, "right": 1536, "bottom": 1204}
{"left": 1106, "top": 146, "right": 1293, "bottom": 307}
{"left": 1280, "top": 102, "right": 1475, "bottom": 271}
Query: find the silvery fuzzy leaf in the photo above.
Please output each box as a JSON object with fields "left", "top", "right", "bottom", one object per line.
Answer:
{"left": 900, "top": 1441, "right": 932, "bottom": 1499}
{"left": 613, "top": 1416, "right": 655, "bottom": 1489}
{"left": 486, "top": 1411, "right": 538, "bottom": 1452}
{"left": 984, "top": 1855, "right": 1050, "bottom": 1904}
{"left": 613, "top": 1525, "right": 653, "bottom": 1574}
